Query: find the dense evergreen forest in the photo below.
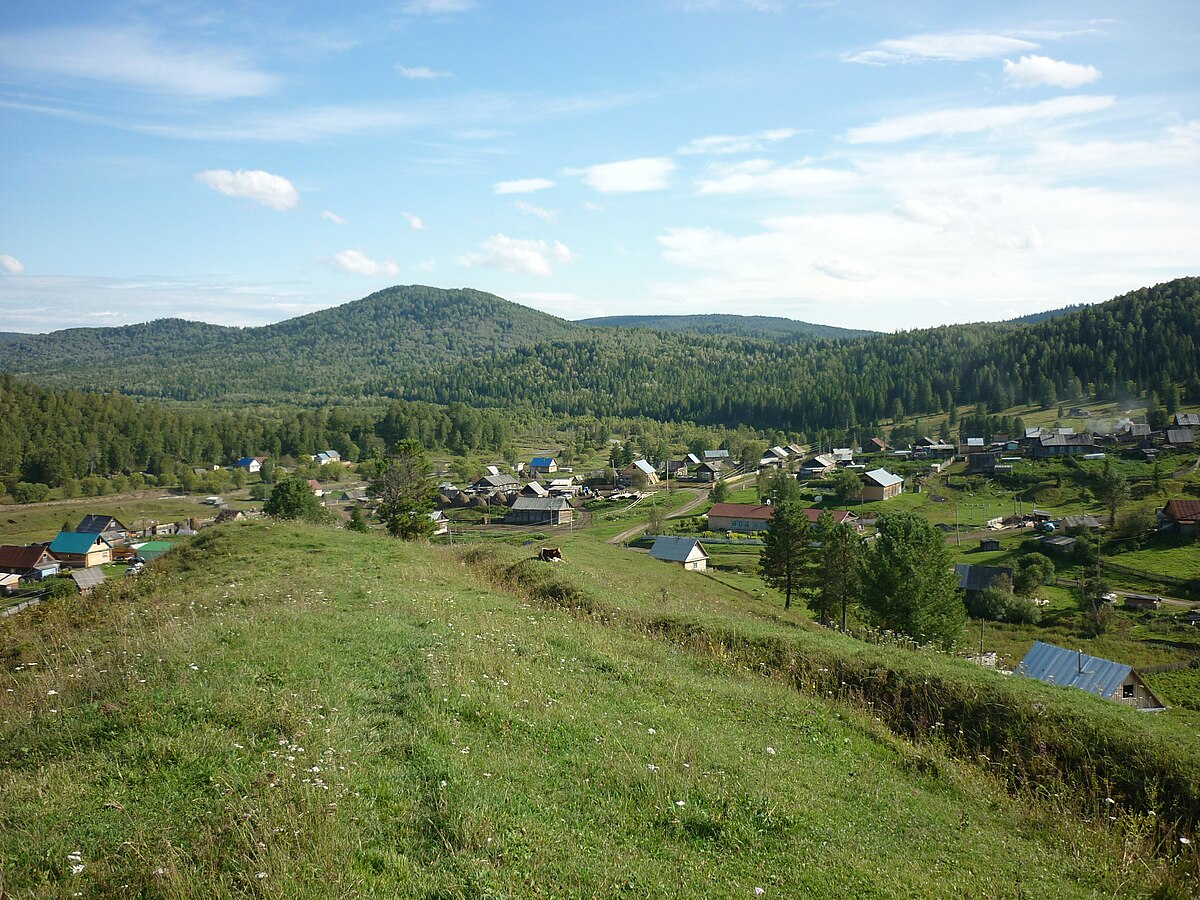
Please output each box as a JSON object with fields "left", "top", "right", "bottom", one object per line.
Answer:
{"left": 1, "top": 277, "right": 1197, "bottom": 442}
{"left": 579, "top": 313, "right": 871, "bottom": 340}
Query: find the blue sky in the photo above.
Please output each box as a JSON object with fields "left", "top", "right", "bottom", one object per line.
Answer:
{"left": 1, "top": 0, "right": 1197, "bottom": 332}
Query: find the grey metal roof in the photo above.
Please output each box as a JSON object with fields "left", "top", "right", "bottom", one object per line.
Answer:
{"left": 1062, "top": 515, "right": 1102, "bottom": 529}
{"left": 649, "top": 536, "right": 707, "bottom": 563}
{"left": 703, "top": 449, "right": 730, "bottom": 459}
{"left": 954, "top": 564, "right": 1014, "bottom": 593}
{"left": 1039, "top": 433, "right": 1094, "bottom": 447}
{"left": 1015, "top": 641, "right": 1133, "bottom": 701}
{"left": 631, "top": 459, "right": 656, "bottom": 475}
{"left": 71, "top": 568, "right": 107, "bottom": 591}
{"left": 510, "top": 497, "right": 571, "bottom": 511}
{"left": 863, "top": 468, "right": 902, "bottom": 488}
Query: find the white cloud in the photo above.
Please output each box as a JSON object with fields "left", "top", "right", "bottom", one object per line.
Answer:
{"left": 574, "top": 157, "right": 676, "bottom": 193}
{"left": 396, "top": 64, "right": 452, "bottom": 80}
{"left": 847, "top": 95, "right": 1115, "bottom": 144}
{"left": 401, "top": 0, "right": 476, "bottom": 13}
{"left": 1004, "top": 55, "right": 1101, "bottom": 89}
{"left": 1029, "top": 120, "right": 1200, "bottom": 175}
{"left": 515, "top": 201, "right": 558, "bottom": 222}
{"left": 321, "top": 210, "right": 348, "bottom": 224}
{"left": 0, "top": 254, "right": 26, "bottom": 275}
{"left": 457, "top": 234, "right": 575, "bottom": 277}
{"left": 494, "top": 177, "right": 555, "bottom": 194}
{"left": 327, "top": 250, "right": 401, "bottom": 276}
{"left": 843, "top": 33, "right": 1039, "bottom": 65}
{"left": 401, "top": 211, "right": 425, "bottom": 230}
{"left": 697, "top": 159, "right": 856, "bottom": 195}
{"left": 678, "top": 128, "right": 797, "bottom": 155}
{"left": 195, "top": 169, "right": 300, "bottom": 211}
{"left": 0, "top": 26, "right": 278, "bottom": 99}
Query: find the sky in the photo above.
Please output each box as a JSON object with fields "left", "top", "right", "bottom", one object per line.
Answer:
{"left": 1, "top": 0, "right": 1198, "bottom": 333}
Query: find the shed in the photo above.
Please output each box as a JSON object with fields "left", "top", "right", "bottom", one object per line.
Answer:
{"left": 979, "top": 538, "right": 1001, "bottom": 552}
{"left": 507, "top": 496, "right": 574, "bottom": 526}
{"left": 1015, "top": 641, "right": 1165, "bottom": 710}
{"left": 1061, "top": 515, "right": 1103, "bottom": 531}
{"left": 1041, "top": 535, "right": 1077, "bottom": 553}
{"left": 649, "top": 536, "right": 709, "bottom": 571}
{"left": 1122, "top": 593, "right": 1161, "bottom": 611}
{"left": 132, "top": 540, "right": 174, "bottom": 561}
{"left": 70, "top": 567, "right": 107, "bottom": 595}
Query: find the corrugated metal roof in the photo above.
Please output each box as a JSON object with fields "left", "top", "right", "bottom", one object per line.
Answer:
{"left": 510, "top": 497, "right": 571, "bottom": 511}
{"left": 954, "top": 564, "right": 1013, "bottom": 593}
{"left": 1015, "top": 641, "right": 1132, "bottom": 700}
{"left": 632, "top": 459, "right": 656, "bottom": 475}
{"left": 71, "top": 568, "right": 107, "bottom": 591}
{"left": 649, "top": 536, "right": 707, "bottom": 563}
{"left": 864, "top": 468, "right": 902, "bottom": 488}
{"left": 530, "top": 457, "right": 557, "bottom": 467}
{"left": 704, "top": 450, "right": 730, "bottom": 459}
{"left": 49, "top": 532, "right": 109, "bottom": 555}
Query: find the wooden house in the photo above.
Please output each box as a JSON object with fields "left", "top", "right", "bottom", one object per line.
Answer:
{"left": 860, "top": 469, "right": 903, "bottom": 501}
{"left": 0, "top": 544, "right": 61, "bottom": 580}
{"left": 507, "top": 497, "right": 574, "bottom": 526}
{"left": 529, "top": 457, "right": 559, "bottom": 475}
{"left": 1016, "top": 641, "right": 1165, "bottom": 710}
{"left": 76, "top": 514, "right": 131, "bottom": 543}
{"left": 695, "top": 461, "right": 723, "bottom": 483}
{"left": 649, "top": 536, "right": 708, "bottom": 571}
{"left": 621, "top": 459, "right": 660, "bottom": 485}
{"left": 48, "top": 531, "right": 113, "bottom": 568}
{"left": 799, "top": 454, "right": 836, "bottom": 478}
{"left": 707, "top": 503, "right": 774, "bottom": 533}
{"left": 1160, "top": 499, "right": 1200, "bottom": 535}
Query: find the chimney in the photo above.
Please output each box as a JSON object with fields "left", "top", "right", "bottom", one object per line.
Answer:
{"left": 1078, "top": 649, "right": 1084, "bottom": 674}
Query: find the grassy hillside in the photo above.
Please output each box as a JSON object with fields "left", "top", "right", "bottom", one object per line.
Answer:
{"left": 2, "top": 521, "right": 1197, "bottom": 896}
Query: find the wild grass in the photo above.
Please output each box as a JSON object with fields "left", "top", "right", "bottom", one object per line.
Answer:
{"left": 2, "top": 521, "right": 1198, "bottom": 897}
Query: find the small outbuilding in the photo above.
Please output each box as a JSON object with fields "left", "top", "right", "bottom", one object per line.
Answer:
{"left": 649, "top": 536, "right": 709, "bottom": 571}
{"left": 507, "top": 497, "right": 574, "bottom": 526}
{"left": 1015, "top": 641, "right": 1165, "bottom": 711}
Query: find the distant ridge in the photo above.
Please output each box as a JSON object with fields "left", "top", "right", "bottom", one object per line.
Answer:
{"left": 579, "top": 313, "right": 871, "bottom": 341}
{"left": 1006, "top": 304, "right": 1087, "bottom": 325}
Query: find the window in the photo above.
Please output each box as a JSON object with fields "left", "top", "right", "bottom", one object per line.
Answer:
{"left": 1122, "top": 684, "right": 1135, "bottom": 699}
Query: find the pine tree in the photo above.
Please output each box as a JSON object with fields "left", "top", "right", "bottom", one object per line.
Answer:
{"left": 758, "top": 501, "right": 814, "bottom": 610}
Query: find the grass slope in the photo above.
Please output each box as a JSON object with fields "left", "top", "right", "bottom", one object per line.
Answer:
{"left": 3, "top": 522, "right": 1189, "bottom": 897}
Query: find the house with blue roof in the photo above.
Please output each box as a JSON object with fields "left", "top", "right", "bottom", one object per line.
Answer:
{"left": 233, "top": 456, "right": 267, "bottom": 473}
{"left": 48, "top": 531, "right": 113, "bottom": 568}
{"left": 529, "top": 457, "right": 558, "bottom": 475}
{"left": 649, "top": 536, "right": 708, "bottom": 571}
{"left": 1015, "top": 641, "right": 1165, "bottom": 711}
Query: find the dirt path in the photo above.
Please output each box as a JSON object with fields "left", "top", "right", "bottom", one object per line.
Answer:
{"left": 608, "top": 487, "right": 709, "bottom": 545}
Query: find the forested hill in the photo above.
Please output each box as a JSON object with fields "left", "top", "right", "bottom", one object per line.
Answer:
{"left": 0, "top": 278, "right": 1197, "bottom": 436}
{"left": 578, "top": 313, "right": 870, "bottom": 340}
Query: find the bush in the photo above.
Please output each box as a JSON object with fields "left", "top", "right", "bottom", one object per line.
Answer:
{"left": 11, "top": 482, "right": 50, "bottom": 504}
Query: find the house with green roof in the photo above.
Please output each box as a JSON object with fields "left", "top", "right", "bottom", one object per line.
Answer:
{"left": 48, "top": 531, "right": 113, "bottom": 568}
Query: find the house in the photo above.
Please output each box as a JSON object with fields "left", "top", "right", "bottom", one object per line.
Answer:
{"left": 861, "top": 469, "right": 903, "bottom": 501}
{"left": 759, "top": 447, "right": 790, "bottom": 469}
{"left": 428, "top": 510, "right": 449, "bottom": 536}
{"left": 307, "top": 479, "right": 325, "bottom": 497}
{"left": 707, "top": 503, "right": 774, "bottom": 533}
{"left": 1118, "top": 423, "right": 1151, "bottom": 443}
{"left": 70, "top": 567, "right": 106, "bottom": 595}
{"left": 703, "top": 450, "right": 731, "bottom": 462}
{"left": 799, "top": 454, "right": 836, "bottom": 478}
{"left": 1166, "top": 428, "right": 1195, "bottom": 447}
{"left": 76, "top": 514, "right": 131, "bottom": 543}
{"left": 473, "top": 473, "right": 521, "bottom": 493}
{"left": 507, "top": 496, "right": 574, "bottom": 526}
{"left": 48, "top": 531, "right": 113, "bottom": 568}
{"left": 955, "top": 564, "right": 1015, "bottom": 602}
{"left": 621, "top": 459, "right": 660, "bottom": 486}
{"left": 649, "top": 536, "right": 709, "bottom": 571}
{"left": 548, "top": 478, "right": 580, "bottom": 498}
{"left": 664, "top": 460, "right": 689, "bottom": 478}
{"left": 1015, "top": 641, "right": 1165, "bottom": 710}
{"left": 1174, "top": 413, "right": 1200, "bottom": 427}
{"left": 1160, "top": 499, "right": 1200, "bottom": 535}
{"left": 766, "top": 446, "right": 790, "bottom": 462}
{"left": 967, "top": 451, "right": 1002, "bottom": 474}
{"left": 695, "top": 461, "right": 723, "bottom": 483}
{"left": 912, "top": 439, "right": 955, "bottom": 459}
{"left": 786, "top": 443, "right": 806, "bottom": 457}
{"left": 234, "top": 456, "right": 265, "bottom": 474}
{"left": 867, "top": 438, "right": 890, "bottom": 453}
{"left": 529, "top": 456, "right": 559, "bottom": 475}
{"left": 685, "top": 453, "right": 703, "bottom": 467}
{"left": 0, "top": 544, "right": 61, "bottom": 580}
{"left": 960, "top": 437, "right": 987, "bottom": 454}
{"left": 1033, "top": 433, "right": 1094, "bottom": 457}
{"left": 520, "top": 481, "right": 550, "bottom": 498}
{"left": 832, "top": 448, "right": 854, "bottom": 464}
{"left": 315, "top": 450, "right": 342, "bottom": 465}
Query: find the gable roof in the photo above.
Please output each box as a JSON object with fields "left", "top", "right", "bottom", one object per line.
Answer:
{"left": 1039, "top": 433, "right": 1094, "bottom": 448}
{"left": 1167, "top": 428, "right": 1195, "bottom": 444}
{"left": 954, "top": 563, "right": 1014, "bottom": 593}
{"left": 802, "top": 454, "right": 835, "bottom": 469}
{"left": 0, "top": 545, "right": 55, "bottom": 569}
{"left": 703, "top": 449, "right": 730, "bottom": 460}
{"left": 1015, "top": 641, "right": 1162, "bottom": 706}
{"left": 630, "top": 459, "right": 656, "bottom": 475}
{"left": 863, "top": 468, "right": 902, "bottom": 488}
{"left": 475, "top": 473, "right": 520, "bottom": 489}
{"left": 510, "top": 496, "right": 572, "bottom": 512}
{"left": 530, "top": 457, "right": 557, "bottom": 467}
{"left": 49, "top": 531, "right": 111, "bottom": 555}
{"left": 649, "top": 536, "right": 708, "bottom": 563}
{"left": 1162, "top": 499, "right": 1200, "bottom": 525}
{"left": 76, "top": 514, "right": 127, "bottom": 534}
{"left": 1061, "top": 514, "right": 1102, "bottom": 530}
{"left": 685, "top": 453, "right": 702, "bottom": 465}
{"left": 1174, "top": 413, "right": 1200, "bottom": 427}
{"left": 708, "top": 502, "right": 773, "bottom": 521}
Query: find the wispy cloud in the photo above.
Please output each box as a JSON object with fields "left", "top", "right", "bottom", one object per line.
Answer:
{"left": 327, "top": 250, "right": 400, "bottom": 276}
{"left": 495, "top": 177, "right": 555, "bottom": 194}
{"left": 457, "top": 234, "right": 574, "bottom": 277}
{"left": 0, "top": 26, "right": 279, "bottom": 99}
{"left": 515, "top": 201, "right": 558, "bottom": 222}
{"left": 401, "top": 0, "right": 476, "bottom": 13}
{"left": 195, "top": 169, "right": 300, "bottom": 210}
{"left": 401, "top": 211, "right": 425, "bottom": 230}
{"left": 396, "top": 64, "right": 452, "bottom": 79}
{"left": 321, "top": 210, "right": 348, "bottom": 224}
{"left": 843, "top": 32, "right": 1039, "bottom": 65}
{"left": 1004, "top": 55, "right": 1101, "bottom": 89}
{"left": 571, "top": 157, "right": 676, "bottom": 193}
{"left": 678, "top": 128, "right": 797, "bottom": 155}
{"left": 696, "top": 159, "right": 855, "bottom": 195}
{"left": 0, "top": 254, "right": 26, "bottom": 275}
{"left": 847, "top": 95, "right": 1114, "bottom": 144}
